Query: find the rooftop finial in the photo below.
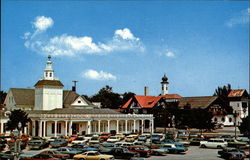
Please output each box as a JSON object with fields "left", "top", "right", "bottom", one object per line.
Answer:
{"left": 48, "top": 55, "right": 51, "bottom": 61}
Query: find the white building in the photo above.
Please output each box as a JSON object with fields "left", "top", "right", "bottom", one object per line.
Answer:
{"left": 3, "top": 56, "right": 154, "bottom": 137}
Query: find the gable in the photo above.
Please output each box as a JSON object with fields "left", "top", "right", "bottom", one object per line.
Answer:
{"left": 71, "top": 96, "right": 90, "bottom": 106}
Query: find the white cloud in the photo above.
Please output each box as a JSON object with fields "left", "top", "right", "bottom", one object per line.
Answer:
{"left": 24, "top": 16, "right": 145, "bottom": 56}
{"left": 33, "top": 16, "right": 54, "bottom": 31}
{"left": 166, "top": 51, "right": 175, "bottom": 58}
{"left": 226, "top": 8, "right": 249, "bottom": 27}
{"left": 115, "top": 28, "right": 139, "bottom": 40}
{"left": 82, "top": 69, "right": 117, "bottom": 80}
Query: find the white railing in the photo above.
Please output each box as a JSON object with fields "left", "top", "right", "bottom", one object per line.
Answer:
{"left": 37, "top": 113, "right": 153, "bottom": 120}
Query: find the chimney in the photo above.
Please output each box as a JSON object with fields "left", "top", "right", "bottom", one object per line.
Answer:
{"left": 144, "top": 86, "right": 149, "bottom": 96}
{"left": 72, "top": 80, "right": 78, "bottom": 92}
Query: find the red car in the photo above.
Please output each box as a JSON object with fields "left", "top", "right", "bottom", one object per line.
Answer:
{"left": 20, "top": 154, "right": 60, "bottom": 160}
{"left": 99, "top": 133, "right": 111, "bottom": 141}
{"left": 127, "top": 145, "right": 151, "bottom": 157}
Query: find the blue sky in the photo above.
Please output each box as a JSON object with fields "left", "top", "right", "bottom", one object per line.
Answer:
{"left": 2, "top": 1, "right": 249, "bottom": 97}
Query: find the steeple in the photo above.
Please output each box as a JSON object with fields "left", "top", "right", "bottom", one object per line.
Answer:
{"left": 44, "top": 55, "right": 54, "bottom": 80}
{"left": 161, "top": 74, "right": 169, "bottom": 95}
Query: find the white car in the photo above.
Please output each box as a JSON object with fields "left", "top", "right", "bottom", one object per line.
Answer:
{"left": 200, "top": 138, "right": 227, "bottom": 149}
{"left": 115, "top": 142, "right": 133, "bottom": 148}
{"left": 71, "top": 136, "right": 88, "bottom": 144}
{"left": 107, "top": 136, "right": 120, "bottom": 143}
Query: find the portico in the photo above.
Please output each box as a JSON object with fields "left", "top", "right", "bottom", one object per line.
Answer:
{"left": 27, "top": 108, "right": 154, "bottom": 137}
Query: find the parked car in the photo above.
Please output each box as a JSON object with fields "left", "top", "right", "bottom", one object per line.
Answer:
{"left": 189, "top": 138, "right": 205, "bottom": 146}
{"left": 200, "top": 138, "right": 228, "bottom": 149}
{"left": 0, "top": 138, "right": 7, "bottom": 151}
{"left": 160, "top": 143, "right": 188, "bottom": 154}
{"left": 99, "top": 133, "right": 111, "bottom": 141}
{"left": 57, "top": 147, "right": 82, "bottom": 158}
{"left": 47, "top": 137, "right": 57, "bottom": 143}
{"left": 0, "top": 150, "right": 20, "bottom": 160}
{"left": 125, "top": 136, "right": 135, "bottom": 142}
{"left": 50, "top": 138, "right": 68, "bottom": 148}
{"left": 107, "top": 136, "right": 120, "bottom": 143}
{"left": 218, "top": 147, "right": 246, "bottom": 160}
{"left": 128, "top": 134, "right": 139, "bottom": 140}
{"left": 98, "top": 143, "right": 117, "bottom": 153}
{"left": 89, "top": 135, "right": 101, "bottom": 145}
{"left": 175, "top": 137, "right": 190, "bottom": 147}
{"left": 71, "top": 136, "right": 88, "bottom": 145}
{"left": 151, "top": 134, "right": 164, "bottom": 142}
{"left": 138, "top": 135, "right": 147, "bottom": 142}
{"left": 150, "top": 148, "right": 166, "bottom": 156}
{"left": 115, "top": 142, "right": 133, "bottom": 148}
{"left": 68, "top": 135, "right": 78, "bottom": 142}
{"left": 70, "top": 143, "right": 98, "bottom": 152}
{"left": 116, "top": 133, "right": 125, "bottom": 140}
{"left": 28, "top": 137, "right": 49, "bottom": 150}
{"left": 106, "top": 147, "right": 139, "bottom": 159}
{"left": 226, "top": 139, "right": 249, "bottom": 148}
{"left": 20, "top": 154, "right": 60, "bottom": 160}
{"left": 127, "top": 145, "right": 151, "bottom": 157}
{"left": 40, "top": 150, "right": 70, "bottom": 160}
{"left": 236, "top": 136, "right": 250, "bottom": 143}
{"left": 84, "top": 134, "right": 94, "bottom": 142}
{"left": 73, "top": 151, "right": 114, "bottom": 160}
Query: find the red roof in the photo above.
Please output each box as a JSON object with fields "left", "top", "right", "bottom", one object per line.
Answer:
{"left": 121, "top": 95, "right": 162, "bottom": 109}
{"left": 228, "top": 89, "right": 246, "bottom": 97}
{"left": 161, "top": 94, "right": 182, "bottom": 99}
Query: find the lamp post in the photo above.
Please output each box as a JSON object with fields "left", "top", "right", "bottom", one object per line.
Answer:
{"left": 233, "top": 111, "right": 238, "bottom": 139}
{"left": 13, "top": 122, "right": 22, "bottom": 160}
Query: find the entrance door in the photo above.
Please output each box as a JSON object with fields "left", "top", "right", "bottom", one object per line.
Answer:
{"left": 72, "top": 123, "right": 79, "bottom": 134}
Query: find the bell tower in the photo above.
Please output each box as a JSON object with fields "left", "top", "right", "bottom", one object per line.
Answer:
{"left": 44, "top": 55, "right": 54, "bottom": 80}
{"left": 161, "top": 74, "right": 169, "bottom": 95}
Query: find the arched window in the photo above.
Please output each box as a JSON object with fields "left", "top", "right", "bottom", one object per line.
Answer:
{"left": 50, "top": 73, "right": 52, "bottom": 77}
{"left": 214, "top": 118, "right": 217, "bottom": 122}
{"left": 221, "top": 117, "right": 225, "bottom": 122}
{"left": 229, "top": 117, "right": 232, "bottom": 122}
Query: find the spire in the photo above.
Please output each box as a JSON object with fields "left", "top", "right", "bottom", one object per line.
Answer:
{"left": 44, "top": 55, "right": 54, "bottom": 80}
{"left": 161, "top": 74, "right": 169, "bottom": 95}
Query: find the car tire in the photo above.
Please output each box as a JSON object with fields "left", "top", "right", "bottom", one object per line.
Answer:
{"left": 201, "top": 144, "right": 206, "bottom": 148}
{"left": 79, "top": 158, "right": 85, "bottom": 160}
{"left": 217, "top": 145, "right": 222, "bottom": 149}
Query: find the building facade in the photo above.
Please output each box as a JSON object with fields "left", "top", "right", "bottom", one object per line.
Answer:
{"left": 3, "top": 56, "right": 154, "bottom": 136}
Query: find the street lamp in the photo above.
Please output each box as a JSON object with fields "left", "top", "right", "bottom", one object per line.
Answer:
{"left": 233, "top": 111, "right": 238, "bottom": 139}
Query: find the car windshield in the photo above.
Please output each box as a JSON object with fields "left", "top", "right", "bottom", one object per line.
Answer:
{"left": 91, "top": 137, "right": 99, "bottom": 140}
{"left": 109, "top": 137, "right": 116, "bottom": 139}
{"left": 75, "top": 137, "right": 84, "bottom": 140}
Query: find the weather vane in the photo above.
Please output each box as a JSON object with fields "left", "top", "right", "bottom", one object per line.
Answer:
{"left": 48, "top": 55, "right": 51, "bottom": 61}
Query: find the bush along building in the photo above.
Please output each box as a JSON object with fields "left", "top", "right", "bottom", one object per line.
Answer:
{"left": 2, "top": 56, "right": 154, "bottom": 136}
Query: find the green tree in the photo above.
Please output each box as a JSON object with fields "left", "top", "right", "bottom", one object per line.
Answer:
{"left": 238, "top": 116, "right": 250, "bottom": 136}
{"left": 0, "top": 90, "right": 7, "bottom": 104}
{"left": 90, "top": 85, "right": 122, "bottom": 109}
{"left": 213, "top": 84, "right": 231, "bottom": 103}
{"left": 6, "top": 109, "right": 31, "bottom": 132}
{"left": 121, "top": 92, "right": 135, "bottom": 105}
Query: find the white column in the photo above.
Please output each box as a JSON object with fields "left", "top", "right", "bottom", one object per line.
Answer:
{"left": 98, "top": 120, "right": 101, "bottom": 133}
{"left": 24, "top": 126, "right": 27, "bottom": 135}
{"left": 0, "top": 122, "right": 3, "bottom": 134}
{"left": 133, "top": 120, "right": 136, "bottom": 132}
{"left": 69, "top": 121, "right": 72, "bottom": 136}
{"left": 141, "top": 120, "right": 144, "bottom": 133}
{"left": 116, "top": 120, "right": 119, "bottom": 134}
{"left": 65, "top": 121, "right": 68, "bottom": 136}
{"left": 107, "top": 120, "right": 110, "bottom": 133}
{"left": 43, "top": 121, "right": 46, "bottom": 137}
{"left": 151, "top": 119, "right": 154, "bottom": 134}
{"left": 39, "top": 121, "right": 42, "bottom": 137}
{"left": 125, "top": 120, "right": 128, "bottom": 133}
{"left": 54, "top": 121, "right": 57, "bottom": 137}
{"left": 87, "top": 121, "right": 91, "bottom": 134}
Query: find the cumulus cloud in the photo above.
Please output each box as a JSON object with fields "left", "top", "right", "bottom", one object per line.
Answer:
{"left": 82, "top": 69, "right": 117, "bottom": 80}
{"left": 33, "top": 16, "right": 54, "bottom": 32}
{"left": 166, "top": 51, "right": 175, "bottom": 58}
{"left": 115, "top": 28, "right": 139, "bottom": 40}
{"left": 226, "top": 8, "right": 249, "bottom": 27}
{"left": 24, "top": 16, "right": 144, "bottom": 57}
